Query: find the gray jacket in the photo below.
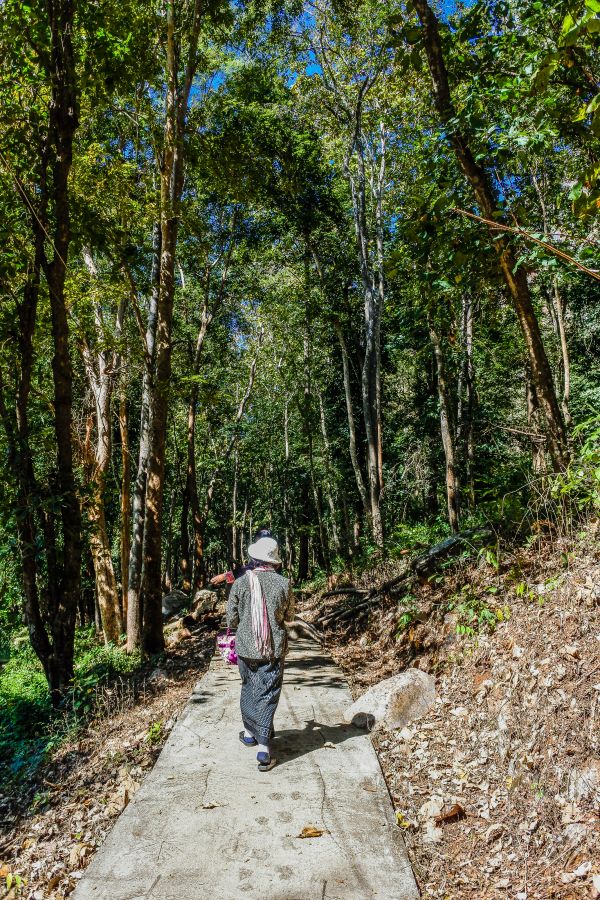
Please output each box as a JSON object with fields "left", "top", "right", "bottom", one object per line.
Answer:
{"left": 227, "top": 570, "right": 295, "bottom": 660}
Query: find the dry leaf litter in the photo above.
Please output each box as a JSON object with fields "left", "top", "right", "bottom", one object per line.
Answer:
{"left": 303, "top": 530, "right": 600, "bottom": 899}
{"left": 0, "top": 620, "right": 217, "bottom": 900}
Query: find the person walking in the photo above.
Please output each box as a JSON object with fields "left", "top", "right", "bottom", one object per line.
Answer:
{"left": 226, "top": 536, "right": 294, "bottom": 772}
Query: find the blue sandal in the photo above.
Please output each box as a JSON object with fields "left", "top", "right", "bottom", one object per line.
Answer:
{"left": 239, "top": 730, "right": 257, "bottom": 747}
{"left": 257, "top": 751, "right": 276, "bottom": 772}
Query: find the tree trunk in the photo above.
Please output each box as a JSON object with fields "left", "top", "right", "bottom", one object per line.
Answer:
{"left": 318, "top": 392, "right": 341, "bottom": 556}
{"left": 526, "top": 369, "right": 547, "bottom": 475}
{"left": 334, "top": 322, "right": 369, "bottom": 515}
{"left": 119, "top": 392, "right": 131, "bottom": 622}
{"left": 141, "top": 0, "right": 204, "bottom": 655}
{"left": 347, "top": 127, "right": 385, "bottom": 548}
{"left": 88, "top": 483, "right": 122, "bottom": 642}
{"left": 81, "top": 247, "right": 125, "bottom": 644}
{"left": 43, "top": 0, "right": 82, "bottom": 700}
{"left": 429, "top": 320, "right": 460, "bottom": 532}
{"left": 126, "top": 222, "right": 160, "bottom": 652}
{"left": 231, "top": 447, "right": 239, "bottom": 569}
{"left": 456, "top": 294, "right": 475, "bottom": 508}
{"left": 413, "top": 0, "right": 569, "bottom": 471}
{"left": 551, "top": 279, "right": 572, "bottom": 428}
{"left": 297, "top": 477, "right": 310, "bottom": 582}
{"left": 0, "top": 245, "right": 53, "bottom": 690}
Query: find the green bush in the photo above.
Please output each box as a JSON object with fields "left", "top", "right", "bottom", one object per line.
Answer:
{"left": 552, "top": 416, "right": 600, "bottom": 513}
{"left": 0, "top": 627, "right": 141, "bottom": 788}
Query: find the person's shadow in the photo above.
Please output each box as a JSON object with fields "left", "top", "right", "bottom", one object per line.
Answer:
{"left": 271, "top": 718, "right": 365, "bottom": 766}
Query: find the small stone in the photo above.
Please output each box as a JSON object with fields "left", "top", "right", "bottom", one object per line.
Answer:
{"left": 418, "top": 796, "right": 444, "bottom": 820}
{"left": 422, "top": 820, "right": 443, "bottom": 844}
{"left": 573, "top": 861, "right": 591, "bottom": 878}
{"left": 485, "top": 824, "right": 504, "bottom": 843}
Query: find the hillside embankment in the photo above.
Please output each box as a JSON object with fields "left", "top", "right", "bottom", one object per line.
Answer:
{"left": 1, "top": 528, "right": 599, "bottom": 900}
{"left": 304, "top": 527, "right": 600, "bottom": 900}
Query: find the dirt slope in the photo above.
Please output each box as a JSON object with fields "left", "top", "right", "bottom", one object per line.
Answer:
{"left": 306, "top": 530, "right": 600, "bottom": 899}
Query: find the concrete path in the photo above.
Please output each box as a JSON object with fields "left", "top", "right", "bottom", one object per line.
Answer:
{"left": 73, "top": 638, "right": 418, "bottom": 900}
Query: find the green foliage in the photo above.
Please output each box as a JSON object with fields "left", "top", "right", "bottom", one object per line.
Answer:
{"left": 552, "top": 416, "right": 600, "bottom": 511}
{"left": 447, "top": 584, "right": 507, "bottom": 637}
{"left": 388, "top": 520, "right": 449, "bottom": 557}
{"left": 0, "top": 629, "right": 141, "bottom": 786}
{"left": 395, "top": 594, "right": 419, "bottom": 634}
{"left": 146, "top": 720, "right": 164, "bottom": 745}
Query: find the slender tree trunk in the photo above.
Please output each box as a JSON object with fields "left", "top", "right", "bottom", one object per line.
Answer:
{"left": 551, "top": 280, "right": 572, "bottom": 428}
{"left": 119, "top": 392, "right": 131, "bottom": 622}
{"left": 43, "top": 0, "right": 81, "bottom": 699}
{"left": 126, "top": 222, "right": 160, "bottom": 652}
{"left": 232, "top": 447, "right": 239, "bottom": 569}
{"left": 318, "top": 392, "right": 341, "bottom": 555}
{"left": 429, "top": 320, "right": 460, "bottom": 532}
{"left": 297, "top": 478, "right": 310, "bottom": 582}
{"left": 348, "top": 131, "right": 384, "bottom": 548}
{"left": 526, "top": 370, "right": 547, "bottom": 475}
{"left": 413, "top": 0, "right": 569, "bottom": 471}
{"left": 456, "top": 294, "right": 475, "bottom": 508}
{"left": 81, "top": 248, "right": 125, "bottom": 644}
{"left": 334, "top": 322, "right": 369, "bottom": 515}
{"left": 0, "top": 247, "right": 53, "bottom": 686}
{"left": 142, "top": 0, "right": 204, "bottom": 654}
{"left": 88, "top": 483, "right": 122, "bottom": 641}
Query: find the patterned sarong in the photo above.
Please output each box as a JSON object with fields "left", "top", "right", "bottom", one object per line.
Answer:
{"left": 238, "top": 656, "right": 284, "bottom": 746}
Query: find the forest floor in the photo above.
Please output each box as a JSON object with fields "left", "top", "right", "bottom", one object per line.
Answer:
{"left": 302, "top": 526, "right": 600, "bottom": 900}
{"left": 1, "top": 528, "right": 599, "bottom": 900}
{"left": 0, "top": 624, "right": 218, "bottom": 899}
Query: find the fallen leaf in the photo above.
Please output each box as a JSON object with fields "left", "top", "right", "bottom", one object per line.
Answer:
{"left": 297, "top": 826, "right": 325, "bottom": 838}
{"left": 435, "top": 802, "right": 466, "bottom": 825}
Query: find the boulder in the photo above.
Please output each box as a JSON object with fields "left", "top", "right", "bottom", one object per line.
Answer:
{"left": 161, "top": 589, "right": 189, "bottom": 621}
{"left": 344, "top": 668, "right": 436, "bottom": 730}
{"left": 192, "top": 589, "right": 216, "bottom": 615}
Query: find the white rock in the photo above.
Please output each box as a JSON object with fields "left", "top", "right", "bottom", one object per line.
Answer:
{"left": 573, "top": 861, "right": 591, "bottom": 878}
{"left": 422, "top": 820, "right": 443, "bottom": 844}
{"left": 418, "top": 796, "right": 444, "bottom": 820}
{"left": 591, "top": 874, "right": 600, "bottom": 899}
{"left": 567, "top": 760, "right": 600, "bottom": 802}
{"left": 344, "top": 669, "right": 436, "bottom": 730}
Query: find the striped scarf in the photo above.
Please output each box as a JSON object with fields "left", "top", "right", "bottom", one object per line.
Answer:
{"left": 247, "top": 568, "right": 272, "bottom": 658}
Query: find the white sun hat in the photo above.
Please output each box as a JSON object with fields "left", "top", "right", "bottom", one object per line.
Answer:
{"left": 247, "top": 536, "right": 282, "bottom": 566}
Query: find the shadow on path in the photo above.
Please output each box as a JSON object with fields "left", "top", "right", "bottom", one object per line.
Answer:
{"left": 272, "top": 719, "right": 364, "bottom": 766}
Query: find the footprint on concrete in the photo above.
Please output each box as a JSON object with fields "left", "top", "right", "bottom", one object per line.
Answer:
{"left": 256, "top": 816, "right": 269, "bottom": 825}
{"left": 277, "top": 811, "right": 293, "bottom": 823}
{"left": 268, "top": 792, "right": 283, "bottom": 800}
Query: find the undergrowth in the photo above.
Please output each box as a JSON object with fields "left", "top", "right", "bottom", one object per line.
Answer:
{"left": 0, "top": 627, "right": 142, "bottom": 789}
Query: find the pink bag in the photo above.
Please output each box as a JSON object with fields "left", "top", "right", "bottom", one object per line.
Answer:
{"left": 217, "top": 629, "right": 237, "bottom": 665}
